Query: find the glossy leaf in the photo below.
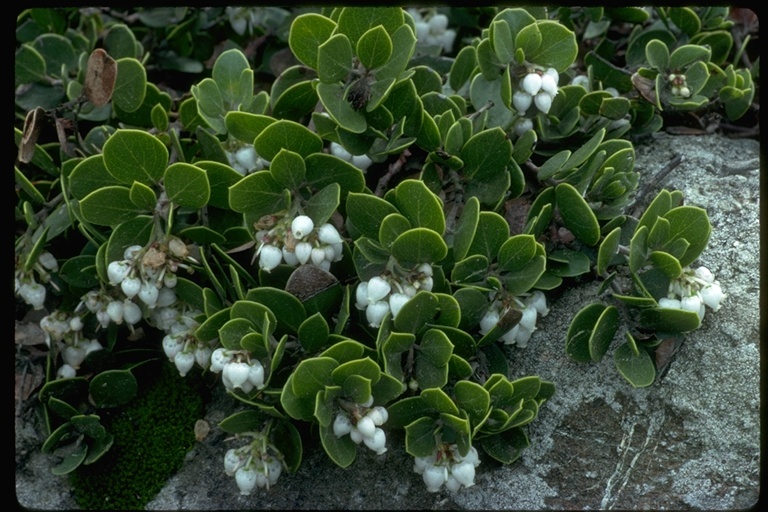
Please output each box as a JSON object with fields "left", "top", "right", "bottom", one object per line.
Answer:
{"left": 289, "top": 13, "right": 337, "bottom": 69}
{"left": 317, "top": 34, "right": 353, "bottom": 84}
{"left": 89, "top": 369, "right": 137, "bottom": 408}
{"left": 164, "top": 163, "right": 210, "bottom": 209}
{"left": 111, "top": 58, "right": 147, "bottom": 113}
{"left": 556, "top": 183, "right": 600, "bottom": 246}
{"left": 390, "top": 228, "right": 447, "bottom": 265}
{"left": 357, "top": 26, "right": 392, "bottom": 70}
{"left": 254, "top": 120, "right": 323, "bottom": 161}
{"left": 228, "top": 170, "right": 286, "bottom": 217}
{"left": 394, "top": 291, "right": 439, "bottom": 334}
{"left": 614, "top": 333, "right": 655, "bottom": 388}
{"left": 102, "top": 129, "right": 168, "bottom": 186}
{"left": 391, "top": 179, "right": 445, "bottom": 234}
{"left": 80, "top": 186, "right": 147, "bottom": 226}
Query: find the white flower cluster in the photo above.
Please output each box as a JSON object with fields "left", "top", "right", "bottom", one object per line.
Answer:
{"left": 413, "top": 443, "right": 481, "bottom": 493}
{"left": 332, "top": 397, "right": 388, "bottom": 455}
{"left": 478, "top": 290, "right": 549, "bottom": 348}
{"left": 15, "top": 251, "right": 59, "bottom": 310}
{"left": 514, "top": 67, "right": 560, "bottom": 116}
{"left": 668, "top": 73, "right": 692, "bottom": 98}
{"left": 209, "top": 348, "right": 266, "bottom": 393}
{"left": 40, "top": 310, "right": 104, "bottom": 379}
{"left": 255, "top": 214, "right": 344, "bottom": 272}
{"left": 227, "top": 144, "right": 269, "bottom": 175}
{"left": 329, "top": 142, "right": 373, "bottom": 171}
{"left": 658, "top": 265, "right": 725, "bottom": 321}
{"left": 409, "top": 9, "right": 457, "bottom": 54}
{"left": 354, "top": 264, "right": 434, "bottom": 328}
{"left": 224, "top": 439, "right": 286, "bottom": 494}
{"left": 159, "top": 307, "right": 214, "bottom": 377}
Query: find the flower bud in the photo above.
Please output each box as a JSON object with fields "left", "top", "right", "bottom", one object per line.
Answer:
{"left": 156, "top": 287, "right": 177, "bottom": 308}
{"left": 163, "top": 334, "right": 183, "bottom": 360}
{"left": 195, "top": 345, "right": 212, "bottom": 370}
{"left": 544, "top": 67, "right": 559, "bottom": 85}
{"left": 266, "top": 457, "right": 282, "bottom": 486}
{"left": 310, "top": 247, "right": 327, "bottom": 266}
{"left": 62, "top": 345, "right": 86, "bottom": 368}
{"left": 658, "top": 297, "right": 682, "bottom": 309}
{"left": 162, "top": 272, "right": 178, "bottom": 289}
{"left": 520, "top": 306, "right": 538, "bottom": 332}
{"left": 122, "top": 299, "right": 142, "bottom": 325}
{"left": 349, "top": 427, "right": 364, "bottom": 444}
{"left": 21, "top": 282, "right": 46, "bottom": 309}
{"left": 330, "top": 142, "right": 351, "bottom": 160}
{"left": 351, "top": 154, "right": 373, "bottom": 171}
{"left": 355, "top": 282, "right": 369, "bottom": 310}
{"left": 679, "top": 86, "right": 691, "bottom": 98}
{"left": 367, "top": 406, "right": 389, "bottom": 426}
{"left": 534, "top": 92, "right": 553, "bottom": 114}
{"left": 700, "top": 283, "right": 724, "bottom": 311}
{"left": 124, "top": 245, "right": 143, "bottom": 261}
{"left": 57, "top": 364, "right": 77, "bottom": 379}
{"left": 522, "top": 72, "right": 542, "bottom": 96}
{"left": 138, "top": 281, "right": 159, "bottom": 308}
{"left": 291, "top": 215, "right": 315, "bottom": 240}
{"left": 514, "top": 117, "right": 534, "bottom": 137}
{"left": 235, "top": 146, "right": 257, "bottom": 171}
{"left": 429, "top": 13, "right": 448, "bottom": 33}
{"left": 479, "top": 309, "right": 500, "bottom": 335}
{"left": 282, "top": 247, "right": 300, "bottom": 266}
{"left": 513, "top": 91, "right": 532, "bottom": 114}
{"left": 445, "top": 475, "right": 462, "bottom": 492}
{"left": 526, "top": 290, "right": 549, "bottom": 317}
{"left": 451, "top": 460, "right": 476, "bottom": 487}
{"left": 501, "top": 325, "right": 520, "bottom": 345}
{"left": 106, "top": 300, "right": 124, "bottom": 324}
{"left": 210, "top": 347, "right": 231, "bottom": 373}
{"left": 224, "top": 448, "right": 242, "bottom": 476}
{"left": 247, "top": 360, "right": 265, "bottom": 388}
{"left": 259, "top": 244, "right": 283, "bottom": 272}
{"left": 694, "top": 266, "right": 715, "bottom": 284}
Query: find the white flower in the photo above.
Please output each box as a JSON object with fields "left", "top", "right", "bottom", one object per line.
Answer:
{"left": 330, "top": 142, "right": 351, "bottom": 160}
{"left": 20, "top": 282, "right": 46, "bottom": 309}
{"left": 513, "top": 90, "right": 532, "bottom": 114}
{"left": 356, "top": 415, "right": 376, "bottom": 438}
{"left": 247, "top": 360, "right": 265, "bottom": 388}
{"left": 62, "top": 345, "right": 86, "bottom": 368}
{"left": 700, "top": 283, "right": 724, "bottom": 311}
{"left": 525, "top": 290, "right": 549, "bottom": 317}
{"left": 107, "top": 260, "right": 131, "bottom": 285}
{"left": 310, "top": 247, "right": 326, "bottom": 266}
{"left": 259, "top": 244, "right": 282, "bottom": 272}
{"left": 291, "top": 215, "right": 314, "bottom": 240}
{"left": 522, "top": 73, "right": 542, "bottom": 96}
{"left": 429, "top": 13, "right": 448, "bottom": 33}
{"left": 388, "top": 293, "right": 410, "bottom": 319}
{"left": 175, "top": 351, "right": 195, "bottom": 377}
{"left": 351, "top": 154, "right": 373, "bottom": 171}
{"left": 106, "top": 300, "right": 124, "bottom": 324}
{"left": 366, "top": 300, "right": 390, "bottom": 328}
{"left": 38, "top": 251, "right": 58, "bottom": 271}
{"left": 224, "top": 448, "right": 242, "bottom": 476}
{"left": 295, "top": 242, "right": 313, "bottom": 265}
{"left": 418, "top": 263, "right": 433, "bottom": 277}
{"left": 570, "top": 75, "right": 590, "bottom": 89}
{"left": 363, "top": 427, "right": 387, "bottom": 454}
{"left": 681, "top": 295, "right": 705, "bottom": 321}
{"left": 333, "top": 413, "right": 353, "bottom": 437}
{"left": 235, "top": 466, "right": 258, "bottom": 495}
{"left": 438, "top": 29, "right": 456, "bottom": 53}
{"left": 350, "top": 427, "right": 364, "bottom": 444}
{"left": 162, "top": 272, "right": 178, "bottom": 288}
{"left": 163, "top": 334, "right": 183, "bottom": 360}
{"left": 367, "top": 406, "right": 388, "bottom": 426}
{"left": 445, "top": 475, "right": 462, "bottom": 492}
{"left": 122, "top": 300, "right": 142, "bottom": 325}
{"left": 355, "top": 282, "right": 369, "bottom": 310}
{"left": 514, "top": 117, "right": 533, "bottom": 137}
{"left": 195, "top": 345, "right": 212, "bottom": 370}
{"left": 423, "top": 465, "right": 448, "bottom": 492}
{"left": 84, "top": 338, "right": 103, "bottom": 356}
{"left": 223, "top": 361, "right": 251, "bottom": 389}
{"left": 367, "top": 277, "right": 392, "bottom": 303}
{"left": 679, "top": 86, "right": 691, "bottom": 98}
{"left": 156, "top": 287, "right": 177, "bottom": 308}
{"left": 318, "top": 224, "right": 343, "bottom": 245}
{"left": 694, "top": 266, "right": 715, "bottom": 284}
{"left": 138, "top": 281, "right": 159, "bottom": 308}
{"left": 121, "top": 276, "right": 141, "bottom": 299}
{"left": 534, "top": 92, "right": 553, "bottom": 114}
{"left": 57, "top": 364, "right": 77, "bottom": 379}
{"left": 540, "top": 73, "right": 558, "bottom": 96}
{"left": 544, "top": 67, "right": 559, "bottom": 85}
{"left": 235, "top": 146, "right": 258, "bottom": 171}
{"left": 479, "top": 309, "right": 500, "bottom": 335}
{"left": 519, "top": 306, "right": 537, "bottom": 332}
{"left": 123, "top": 245, "right": 143, "bottom": 261}
{"left": 419, "top": 276, "right": 434, "bottom": 292}
{"left": 210, "top": 348, "right": 231, "bottom": 373}
{"left": 266, "top": 457, "right": 282, "bottom": 486}
{"left": 658, "top": 297, "right": 682, "bottom": 309}
{"left": 500, "top": 325, "right": 519, "bottom": 345}
{"left": 450, "top": 460, "right": 476, "bottom": 487}
{"left": 282, "top": 247, "right": 300, "bottom": 266}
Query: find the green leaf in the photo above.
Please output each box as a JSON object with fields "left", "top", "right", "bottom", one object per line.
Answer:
{"left": 104, "top": 23, "right": 138, "bottom": 59}
{"left": 373, "top": 24, "right": 416, "bottom": 82}
{"left": 639, "top": 307, "right": 700, "bottom": 333}
{"left": 225, "top": 112, "right": 275, "bottom": 144}
{"left": 418, "top": 329, "right": 453, "bottom": 368}
{"left": 394, "top": 291, "right": 440, "bottom": 334}
{"left": 379, "top": 213, "right": 411, "bottom": 249}
{"left": 89, "top": 370, "right": 138, "bottom": 408}
{"left": 392, "top": 179, "right": 445, "bottom": 234}
{"left": 304, "top": 183, "right": 341, "bottom": 227}
{"left": 289, "top": 13, "right": 337, "bottom": 69}
{"left": 467, "top": 212, "right": 509, "bottom": 261}
{"left": 15, "top": 44, "right": 47, "bottom": 85}
{"left": 461, "top": 127, "right": 512, "bottom": 182}
{"left": 391, "top": 228, "right": 448, "bottom": 265}
{"left": 102, "top": 129, "right": 168, "bottom": 186}
{"left": 645, "top": 39, "right": 670, "bottom": 70}
{"left": 320, "top": 423, "right": 358, "bottom": 468}
{"left": 556, "top": 183, "right": 600, "bottom": 246}
{"left": 649, "top": 251, "right": 683, "bottom": 279}
{"left": 228, "top": 170, "right": 286, "bottom": 217}
{"left": 336, "top": 7, "right": 404, "bottom": 48}
{"left": 270, "top": 149, "right": 306, "bottom": 191}
{"left": 254, "top": 119, "right": 323, "bottom": 161}
{"left": 51, "top": 442, "right": 87, "bottom": 475}
{"left": 565, "top": 303, "right": 617, "bottom": 363}
{"left": 405, "top": 416, "right": 439, "bottom": 458}
{"left": 497, "top": 235, "right": 537, "bottom": 273}
{"left": 212, "top": 49, "right": 253, "bottom": 110}
{"left": 670, "top": 44, "right": 711, "bottom": 70}
{"left": 298, "top": 313, "right": 330, "bottom": 353}
{"left": 164, "top": 163, "right": 210, "bottom": 209}
{"left": 449, "top": 46, "right": 477, "bottom": 92}
{"left": 421, "top": 387, "right": 460, "bottom": 415}
{"left": 346, "top": 192, "right": 400, "bottom": 240}
{"left": 80, "top": 186, "right": 147, "bottom": 226}
{"left": 112, "top": 58, "right": 146, "bottom": 113}
{"left": 246, "top": 287, "right": 306, "bottom": 335}
{"left": 662, "top": 206, "right": 711, "bottom": 268}
{"left": 521, "top": 21, "right": 578, "bottom": 72}
{"left": 194, "top": 160, "right": 243, "bottom": 210}
{"left": 454, "top": 380, "right": 491, "bottom": 427}
{"left": 451, "top": 254, "right": 490, "bottom": 285}
{"left": 317, "top": 82, "right": 367, "bottom": 133}
{"left": 491, "top": 19, "right": 515, "bottom": 63}
{"left": 317, "top": 34, "right": 353, "bottom": 84}
{"left": 597, "top": 226, "right": 622, "bottom": 275}
{"left": 291, "top": 357, "right": 338, "bottom": 398}
{"left": 128, "top": 181, "right": 157, "bottom": 211}
{"left": 614, "top": 333, "right": 655, "bottom": 388}
{"left": 547, "top": 249, "right": 592, "bottom": 277}
{"left": 357, "top": 26, "right": 392, "bottom": 70}
{"left": 479, "top": 428, "right": 529, "bottom": 464}
{"left": 305, "top": 153, "right": 365, "bottom": 195}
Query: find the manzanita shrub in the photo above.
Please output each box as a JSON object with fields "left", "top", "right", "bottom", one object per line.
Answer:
{"left": 15, "top": 6, "right": 754, "bottom": 496}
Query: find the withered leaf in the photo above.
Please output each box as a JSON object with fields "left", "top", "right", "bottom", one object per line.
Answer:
{"left": 83, "top": 48, "right": 117, "bottom": 107}
{"left": 18, "top": 107, "right": 46, "bottom": 163}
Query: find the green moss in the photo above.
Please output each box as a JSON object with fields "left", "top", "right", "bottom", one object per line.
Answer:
{"left": 69, "top": 361, "right": 208, "bottom": 510}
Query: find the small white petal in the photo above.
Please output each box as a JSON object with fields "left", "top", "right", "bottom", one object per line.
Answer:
{"left": 311, "top": 247, "right": 326, "bottom": 266}
{"left": 247, "top": 360, "right": 265, "bottom": 388}
{"left": 367, "top": 277, "right": 391, "bottom": 303}
{"left": 534, "top": 92, "right": 553, "bottom": 114}
{"left": 423, "top": 465, "right": 447, "bottom": 492}
{"left": 700, "top": 283, "right": 724, "bottom": 311}
{"left": 388, "top": 292, "right": 410, "bottom": 319}
{"left": 366, "top": 300, "right": 390, "bottom": 328}
{"left": 318, "top": 224, "right": 343, "bottom": 245}
{"left": 356, "top": 415, "right": 376, "bottom": 438}
{"left": 235, "top": 466, "right": 258, "bottom": 495}
{"left": 223, "top": 361, "right": 251, "bottom": 389}
{"left": 138, "top": 281, "right": 159, "bottom": 308}
{"left": 295, "top": 242, "right": 313, "bottom": 265}
{"left": 210, "top": 348, "right": 231, "bottom": 373}
{"left": 522, "top": 72, "right": 542, "bottom": 96}
{"left": 363, "top": 427, "right": 387, "bottom": 454}
{"left": 122, "top": 300, "right": 142, "bottom": 325}
{"left": 259, "top": 245, "right": 283, "bottom": 272}
{"left": 333, "top": 413, "right": 353, "bottom": 437}
{"left": 121, "top": 276, "right": 141, "bottom": 298}
{"left": 451, "top": 460, "right": 476, "bottom": 487}
{"left": 106, "top": 300, "right": 124, "bottom": 324}
{"left": 513, "top": 90, "right": 532, "bottom": 114}
{"left": 175, "top": 351, "right": 195, "bottom": 377}
{"left": 291, "top": 215, "right": 315, "bottom": 240}
{"left": 107, "top": 260, "right": 131, "bottom": 285}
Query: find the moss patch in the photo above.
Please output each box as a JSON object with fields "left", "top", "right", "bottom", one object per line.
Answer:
{"left": 69, "top": 360, "right": 207, "bottom": 510}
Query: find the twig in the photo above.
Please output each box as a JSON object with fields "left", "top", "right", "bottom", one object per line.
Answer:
{"left": 629, "top": 153, "right": 682, "bottom": 217}
{"left": 374, "top": 149, "right": 410, "bottom": 197}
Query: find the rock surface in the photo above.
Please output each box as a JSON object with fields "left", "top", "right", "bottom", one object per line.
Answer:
{"left": 15, "top": 132, "right": 760, "bottom": 510}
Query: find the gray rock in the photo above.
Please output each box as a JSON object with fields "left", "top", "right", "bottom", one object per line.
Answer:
{"left": 16, "top": 133, "right": 760, "bottom": 510}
